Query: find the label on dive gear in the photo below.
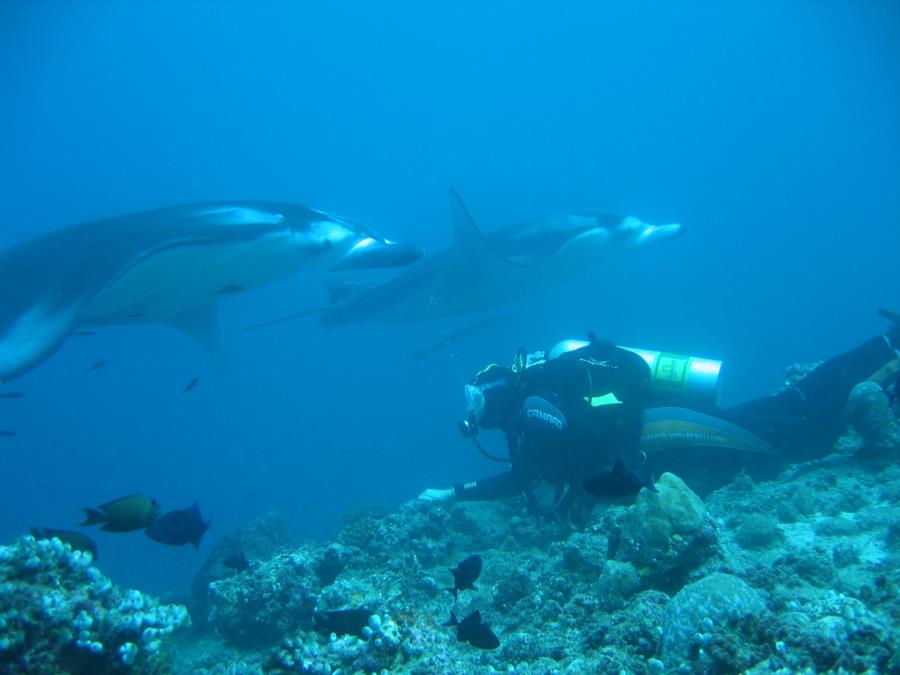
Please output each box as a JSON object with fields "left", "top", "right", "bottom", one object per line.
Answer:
{"left": 653, "top": 354, "right": 689, "bottom": 389}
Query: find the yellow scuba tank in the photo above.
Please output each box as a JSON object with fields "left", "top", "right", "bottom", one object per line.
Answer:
{"left": 545, "top": 339, "right": 723, "bottom": 405}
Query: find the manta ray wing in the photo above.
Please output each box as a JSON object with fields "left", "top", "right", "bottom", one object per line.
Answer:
{"left": 0, "top": 202, "right": 421, "bottom": 382}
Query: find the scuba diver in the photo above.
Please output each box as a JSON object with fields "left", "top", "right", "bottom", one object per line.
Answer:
{"left": 418, "top": 311, "right": 900, "bottom": 526}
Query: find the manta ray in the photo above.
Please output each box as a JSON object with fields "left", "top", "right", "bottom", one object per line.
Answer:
{"left": 251, "top": 190, "right": 683, "bottom": 329}
{"left": 0, "top": 202, "right": 422, "bottom": 383}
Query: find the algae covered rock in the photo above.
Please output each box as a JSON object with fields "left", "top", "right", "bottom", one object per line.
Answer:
{"left": 612, "top": 472, "right": 717, "bottom": 588}
{"left": 662, "top": 572, "right": 766, "bottom": 669}
{"left": 0, "top": 535, "right": 189, "bottom": 674}
{"left": 207, "top": 547, "right": 320, "bottom": 647}
{"left": 734, "top": 513, "right": 783, "bottom": 550}
{"left": 191, "top": 511, "right": 291, "bottom": 631}
{"left": 596, "top": 560, "right": 640, "bottom": 610}
{"left": 841, "top": 381, "right": 900, "bottom": 457}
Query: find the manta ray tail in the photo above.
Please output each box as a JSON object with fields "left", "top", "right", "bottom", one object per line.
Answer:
{"left": 242, "top": 306, "right": 326, "bottom": 332}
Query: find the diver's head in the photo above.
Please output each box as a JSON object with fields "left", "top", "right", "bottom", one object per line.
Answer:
{"left": 462, "top": 364, "right": 520, "bottom": 433}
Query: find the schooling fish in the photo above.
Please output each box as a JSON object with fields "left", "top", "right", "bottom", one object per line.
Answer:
{"left": 445, "top": 610, "right": 500, "bottom": 650}
{"left": 145, "top": 502, "right": 210, "bottom": 548}
{"left": 446, "top": 554, "right": 482, "bottom": 599}
{"left": 413, "top": 316, "right": 514, "bottom": 362}
{"left": 81, "top": 494, "right": 160, "bottom": 532}
{"left": 182, "top": 377, "right": 199, "bottom": 394}
{"left": 313, "top": 608, "right": 372, "bottom": 639}
{"left": 0, "top": 391, "right": 24, "bottom": 399}
{"left": 87, "top": 359, "right": 109, "bottom": 371}
{"left": 583, "top": 457, "right": 656, "bottom": 501}
{"left": 30, "top": 526, "right": 98, "bottom": 560}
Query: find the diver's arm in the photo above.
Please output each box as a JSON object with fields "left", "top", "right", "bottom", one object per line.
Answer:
{"left": 417, "top": 471, "right": 525, "bottom": 503}
{"left": 452, "top": 471, "right": 526, "bottom": 501}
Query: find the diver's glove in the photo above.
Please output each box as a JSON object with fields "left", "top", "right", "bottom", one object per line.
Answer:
{"left": 417, "top": 488, "right": 455, "bottom": 503}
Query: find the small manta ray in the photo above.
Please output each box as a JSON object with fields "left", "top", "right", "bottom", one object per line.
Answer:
{"left": 583, "top": 458, "right": 657, "bottom": 501}
{"left": 445, "top": 610, "right": 500, "bottom": 650}
{"left": 249, "top": 190, "right": 683, "bottom": 328}
{"left": 445, "top": 553, "right": 482, "bottom": 599}
{"left": 0, "top": 202, "right": 423, "bottom": 383}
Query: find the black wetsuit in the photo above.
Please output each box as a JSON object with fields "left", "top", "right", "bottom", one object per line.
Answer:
{"left": 720, "top": 336, "right": 898, "bottom": 459}
{"left": 453, "top": 336, "right": 899, "bottom": 503}
{"left": 454, "top": 342, "right": 650, "bottom": 503}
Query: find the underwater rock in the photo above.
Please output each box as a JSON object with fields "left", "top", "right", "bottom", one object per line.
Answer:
{"left": 662, "top": 572, "right": 766, "bottom": 669}
{"left": 172, "top": 457, "right": 900, "bottom": 673}
{"left": 0, "top": 535, "right": 189, "bottom": 674}
{"left": 612, "top": 472, "right": 717, "bottom": 590}
{"left": 557, "top": 529, "right": 607, "bottom": 576}
{"left": 207, "top": 547, "right": 320, "bottom": 648}
{"left": 791, "top": 486, "right": 818, "bottom": 516}
{"left": 191, "top": 511, "right": 291, "bottom": 632}
{"left": 841, "top": 381, "right": 900, "bottom": 457}
{"left": 596, "top": 560, "right": 641, "bottom": 610}
{"left": 734, "top": 513, "right": 783, "bottom": 550}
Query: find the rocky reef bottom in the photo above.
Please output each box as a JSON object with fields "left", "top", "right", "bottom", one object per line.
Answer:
{"left": 172, "top": 452, "right": 900, "bottom": 674}
{"left": 3, "top": 383, "right": 899, "bottom": 674}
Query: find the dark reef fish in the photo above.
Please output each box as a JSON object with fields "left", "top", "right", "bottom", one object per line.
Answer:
{"left": 313, "top": 608, "right": 372, "bottom": 638}
{"left": 583, "top": 457, "right": 657, "bottom": 500}
{"left": 446, "top": 554, "right": 482, "bottom": 599}
{"left": 445, "top": 610, "right": 500, "bottom": 650}
{"left": 145, "top": 502, "right": 210, "bottom": 548}
{"left": 222, "top": 551, "right": 250, "bottom": 571}
{"left": 30, "top": 526, "right": 98, "bottom": 560}
{"left": 413, "top": 316, "right": 514, "bottom": 362}
{"left": 81, "top": 494, "right": 161, "bottom": 532}
{"left": 182, "top": 377, "right": 199, "bottom": 394}
{"left": 0, "top": 391, "right": 24, "bottom": 399}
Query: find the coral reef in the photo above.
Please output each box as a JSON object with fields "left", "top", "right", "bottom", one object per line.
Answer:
{"left": 190, "top": 511, "right": 292, "bottom": 633}
{"left": 177, "top": 432, "right": 900, "bottom": 674}
{"left": 0, "top": 535, "right": 189, "bottom": 675}
{"left": 11, "top": 366, "right": 899, "bottom": 673}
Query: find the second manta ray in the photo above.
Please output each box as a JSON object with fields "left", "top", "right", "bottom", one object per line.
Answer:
{"left": 254, "top": 190, "right": 683, "bottom": 328}
{"left": 0, "top": 201, "right": 423, "bottom": 383}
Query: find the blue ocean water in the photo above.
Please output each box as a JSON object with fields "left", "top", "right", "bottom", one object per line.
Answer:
{"left": 0, "top": 0, "right": 897, "bottom": 600}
